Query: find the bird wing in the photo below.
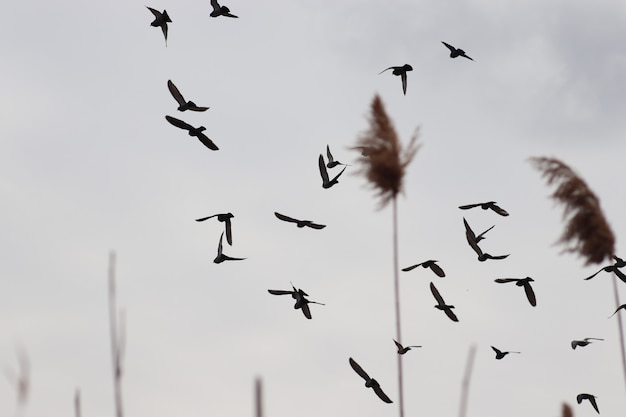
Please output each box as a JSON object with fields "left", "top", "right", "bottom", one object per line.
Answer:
{"left": 571, "top": 340, "right": 580, "bottom": 349}
{"left": 195, "top": 131, "right": 219, "bottom": 151}
{"left": 216, "top": 232, "right": 224, "bottom": 256}
{"left": 486, "top": 253, "right": 510, "bottom": 260}
{"left": 268, "top": 289, "right": 294, "bottom": 296}
{"left": 349, "top": 358, "right": 370, "bottom": 381}
{"left": 429, "top": 263, "right": 445, "bottom": 277}
{"left": 210, "top": 0, "right": 220, "bottom": 12}
{"left": 441, "top": 41, "right": 455, "bottom": 52}
{"left": 494, "top": 278, "right": 517, "bottom": 283}
{"left": 167, "top": 80, "right": 186, "bottom": 106}
{"left": 307, "top": 222, "right": 326, "bottom": 230}
{"left": 161, "top": 22, "right": 168, "bottom": 45}
{"left": 444, "top": 308, "right": 458, "bottom": 322}
{"left": 491, "top": 346, "right": 502, "bottom": 356}
{"left": 326, "top": 144, "right": 335, "bottom": 164}
{"left": 300, "top": 301, "right": 312, "bottom": 319}
{"left": 329, "top": 165, "right": 347, "bottom": 183}
{"left": 523, "top": 282, "right": 537, "bottom": 306}
{"left": 401, "top": 264, "right": 420, "bottom": 272}
{"left": 476, "top": 225, "right": 495, "bottom": 240}
{"left": 489, "top": 203, "right": 509, "bottom": 216}
{"left": 378, "top": 67, "right": 395, "bottom": 75}
{"left": 393, "top": 339, "right": 403, "bottom": 351}
{"left": 146, "top": 7, "right": 161, "bottom": 18}
{"left": 274, "top": 212, "right": 298, "bottom": 223}
{"left": 430, "top": 282, "right": 445, "bottom": 305}
{"left": 588, "top": 396, "right": 599, "bottom": 413}
{"left": 400, "top": 72, "right": 407, "bottom": 95}
{"left": 165, "top": 115, "right": 193, "bottom": 131}
{"left": 224, "top": 218, "right": 233, "bottom": 245}
{"left": 459, "top": 203, "right": 480, "bottom": 210}
{"left": 318, "top": 154, "right": 330, "bottom": 184}
{"left": 188, "top": 105, "right": 210, "bottom": 112}
{"left": 614, "top": 268, "right": 626, "bottom": 283}
{"left": 195, "top": 214, "right": 218, "bottom": 222}
{"left": 372, "top": 385, "right": 393, "bottom": 404}
{"left": 610, "top": 304, "right": 626, "bottom": 317}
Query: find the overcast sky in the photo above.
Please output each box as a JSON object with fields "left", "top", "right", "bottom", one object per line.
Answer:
{"left": 2, "top": 1, "right": 626, "bottom": 416}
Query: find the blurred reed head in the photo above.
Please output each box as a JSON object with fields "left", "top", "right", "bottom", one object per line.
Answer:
{"left": 561, "top": 403, "right": 573, "bottom": 417}
{"left": 353, "top": 95, "right": 420, "bottom": 208}
{"left": 531, "top": 156, "right": 615, "bottom": 265}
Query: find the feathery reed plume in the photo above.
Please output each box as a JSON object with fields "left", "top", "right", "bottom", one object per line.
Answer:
{"left": 560, "top": 403, "right": 573, "bottom": 417}
{"left": 353, "top": 95, "right": 420, "bottom": 208}
{"left": 457, "top": 345, "right": 477, "bottom": 417}
{"left": 353, "top": 95, "right": 419, "bottom": 417}
{"left": 108, "top": 251, "right": 126, "bottom": 417}
{"left": 3, "top": 347, "right": 29, "bottom": 417}
{"left": 530, "top": 157, "right": 615, "bottom": 265}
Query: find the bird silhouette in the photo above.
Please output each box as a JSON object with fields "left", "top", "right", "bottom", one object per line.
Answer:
{"left": 441, "top": 42, "right": 473, "bottom": 61}
{"left": 213, "top": 232, "right": 245, "bottom": 263}
{"left": 393, "top": 339, "right": 421, "bottom": 354}
{"left": 268, "top": 284, "right": 324, "bottom": 319}
{"left": 348, "top": 358, "right": 393, "bottom": 403}
{"left": 165, "top": 115, "right": 219, "bottom": 151}
{"left": 491, "top": 346, "right": 520, "bottom": 360}
{"left": 196, "top": 213, "right": 234, "bottom": 245}
{"left": 379, "top": 64, "right": 413, "bottom": 95}
{"left": 274, "top": 212, "right": 326, "bottom": 229}
{"left": 318, "top": 154, "right": 347, "bottom": 188}
{"left": 494, "top": 277, "right": 536, "bottom": 307}
{"left": 459, "top": 201, "right": 508, "bottom": 216}
{"left": 584, "top": 255, "right": 626, "bottom": 283}
{"left": 609, "top": 304, "right": 626, "bottom": 318}
{"left": 326, "top": 145, "right": 349, "bottom": 168}
{"left": 571, "top": 338, "right": 603, "bottom": 349}
{"left": 430, "top": 282, "right": 458, "bottom": 322}
{"left": 147, "top": 7, "right": 172, "bottom": 46}
{"left": 576, "top": 393, "right": 599, "bottom": 414}
{"left": 167, "top": 80, "right": 210, "bottom": 112}
{"left": 210, "top": 0, "right": 238, "bottom": 18}
{"left": 401, "top": 260, "right": 445, "bottom": 277}
{"left": 464, "top": 218, "right": 510, "bottom": 262}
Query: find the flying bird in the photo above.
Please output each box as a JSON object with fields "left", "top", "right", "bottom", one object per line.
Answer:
{"left": 196, "top": 213, "right": 234, "bottom": 245}
{"left": 348, "top": 358, "right": 393, "bottom": 403}
{"left": 210, "top": 0, "right": 238, "bottom": 18}
{"left": 441, "top": 42, "right": 473, "bottom": 61}
{"left": 393, "top": 339, "right": 421, "bottom": 354}
{"left": 491, "top": 346, "right": 520, "bottom": 360}
{"left": 274, "top": 212, "right": 326, "bottom": 229}
{"left": 147, "top": 7, "right": 172, "bottom": 46}
{"left": 609, "top": 304, "right": 626, "bottom": 318}
{"left": 576, "top": 393, "right": 599, "bottom": 414}
{"left": 463, "top": 218, "right": 509, "bottom": 262}
{"left": 584, "top": 255, "right": 626, "bottom": 283}
{"left": 213, "top": 232, "right": 245, "bottom": 263}
{"left": 268, "top": 284, "right": 324, "bottom": 319}
{"left": 379, "top": 64, "right": 413, "bottom": 95}
{"left": 430, "top": 282, "right": 458, "bottom": 322}
{"left": 571, "top": 338, "right": 603, "bottom": 350}
{"left": 459, "top": 201, "right": 508, "bottom": 216}
{"left": 326, "top": 145, "right": 349, "bottom": 168}
{"left": 165, "top": 115, "right": 219, "bottom": 151}
{"left": 167, "top": 80, "right": 210, "bottom": 112}
{"left": 318, "top": 154, "right": 347, "bottom": 189}
{"left": 494, "top": 277, "right": 536, "bottom": 307}
{"left": 401, "top": 260, "right": 445, "bottom": 277}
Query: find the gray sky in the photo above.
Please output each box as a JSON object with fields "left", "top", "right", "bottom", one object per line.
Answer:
{"left": 2, "top": 1, "right": 626, "bottom": 416}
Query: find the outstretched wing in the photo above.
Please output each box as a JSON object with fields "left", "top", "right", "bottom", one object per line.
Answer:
{"left": 489, "top": 203, "right": 509, "bottom": 216}
{"left": 307, "top": 222, "right": 326, "bottom": 230}
{"left": 429, "top": 263, "right": 445, "bottom": 278}
{"left": 329, "top": 165, "right": 347, "bottom": 183}
{"left": 494, "top": 278, "right": 517, "bottom": 283}
{"left": 268, "top": 289, "right": 294, "bottom": 296}
{"left": 372, "top": 385, "right": 393, "bottom": 404}
{"left": 210, "top": 0, "right": 221, "bottom": 12}
{"left": 378, "top": 66, "right": 395, "bottom": 75}
{"left": 349, "top": 358, "right": 370, "bottom": 381}
{"left": 401, "top": 263, "right": 421, "bottom": 272}
{"left": 459, "top": 203, "right": 480, "bottom": 210}
{"left": 400, "top": 72, "right": 407, "bottom": 95}
{"left": 523, "top": 282, "right": 537, "bottom": 306}
{"left": 167, "top": 80, "right": 186, "bottom": 106}
{"left": 444, "top": 308, "right": 459, "bottom": 322}
{"left": 165, "top": 115, "right": 193, "bottom": 131}
{"left": 195, "top": 132, "right": 219, "bottom": 151}
{"left": 430, "top": 282, "right": 445, "bottom": 305}
{"left": 300, "top": 301, "right": 312, "bottom": 319}
{"left": 195, "top": 214, "right": 218, "bottom": 222}
{"left": 318, "top": 154, "right": 330, "bottom": 184}
{"left": 441, "top": 41, "right": 455, "bottom": 52}
{"left": 274, "top": 212, "right": 298, "bottom": 223}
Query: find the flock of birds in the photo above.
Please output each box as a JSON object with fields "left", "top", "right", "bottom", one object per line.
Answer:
{"left": 142, "top": 4, "right": 625, "bottom": 414}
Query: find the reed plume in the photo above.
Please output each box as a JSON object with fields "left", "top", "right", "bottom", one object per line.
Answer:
{"left": 560, "top": 403, "right": 573, "bottom": 417}
{"left": 530, "top": 157, "right": 615, "bottom": 265}
{"left": 353, "top": 95, "right": 419, "bottom": 417}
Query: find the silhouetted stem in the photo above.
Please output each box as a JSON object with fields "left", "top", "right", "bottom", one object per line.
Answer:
{"left": 108, "top": 252, "right": 124, "bottom": 417}
{"left": 611, "top": 274, "right": 626, "bottom": 396}
{"left": 458, "top": 344, "right": 476, "bottom": 417}
{"left": 392, "top": 197, "right": 405, "bottom": 417}
{"left": 254, "top": 378, "right": 263, "bottom": 417}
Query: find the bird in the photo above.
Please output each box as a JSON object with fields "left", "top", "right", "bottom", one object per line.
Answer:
{"left": 609, "top": 304, "right": 626, "bottom": 318}
{"left": 165, "top": 116, "right": 219, "bottom": 151}
{"left": 326, "top": 145, "right": 349, "bottom": 168}
{"left": 210, "top": 0, "right": 238, "bottom": 18}
{"left": 473, "top": 224, "right": 495, "bottom": 243}
{"left": 441, "top": 42, "right": 473, "bottom": 61}
{"left": 584, "top": 255, "right": 626, "bottom": 283}
{"left": 430, "top": 282, "right": 458, "bottom": 322}
{"left": 571, "top": 338, "right": 604, "bottom": 350}
{"left": 213, "top": 232, "right": 245, "bottom": 263}
{"left": 494, "top": 277, "right": 537, "bottom": 307}
{"left": 348, "top": 358, "right": 393, "bottom": 403}
{"left": 459, "top": 201, "right": 508, "bottom": 216}
{"left": 393, "top": 339, "right": 421, "bottom": 354}
{"left": 491, "top": 346, "right": 520, "bottom": 360}
{"left": 318, "top": 154, "right": 347, "bottom": 189}
{"left": 463, "top": 218, "right": 510, "bottom": 262}
{"left": 379, "top": 64, "right": 413, "bottom": 95}
{"left": 167, "top": 80, "right": 210, "bottom": 112}
{"left": 401, "top": 260, "right": 445, "bottom": 277}
{"left": 268, "top": 284, "right": 324, "bottom": 319}
{"left": 576, "top": 393, "right": 599, "bottom": 414}
{"left": 274, "top": 212, "right": 326, "bottom": 229}
{"left": 146, "top": 7, "right": 172, "bottom": 46}
{"left": 196, "top": 213, "right": 234, "bottom": 245}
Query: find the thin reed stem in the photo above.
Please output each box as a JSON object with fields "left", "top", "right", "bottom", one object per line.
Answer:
{"left": 108, "top": 252, "right": 124, "bottom": 417}
{"left": 458, "top": 344, "right": 477, "bottom": 417}
{"left": 611, "top": 274, "right": 626, "bottom": 396}
{"left": 392, "top": 197, "right": 405, "bottom": 417}
{"left": 254, "top": 378, "right": 263, "bottom": 417}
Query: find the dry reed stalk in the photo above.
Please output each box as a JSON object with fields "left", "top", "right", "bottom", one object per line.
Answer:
{"left": 254, "top": 378, "right": 263, "bottom": 417}
{"left": 3, "top": 348, "right": 29, "bottom": 417}
{"left": 530, "top": 157, "right": 614, "bottom": 265}
{"left": 74, "top": 388, "right": 81, "bottom": 417}
{"left": 108, "top": 251, "right": 125, "bottom": 417}
{"left": 353, "top": 95, "right": 419, "bottom": 417}
{"left": 457, "top": 345, "right": 476, "bottom": 417}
